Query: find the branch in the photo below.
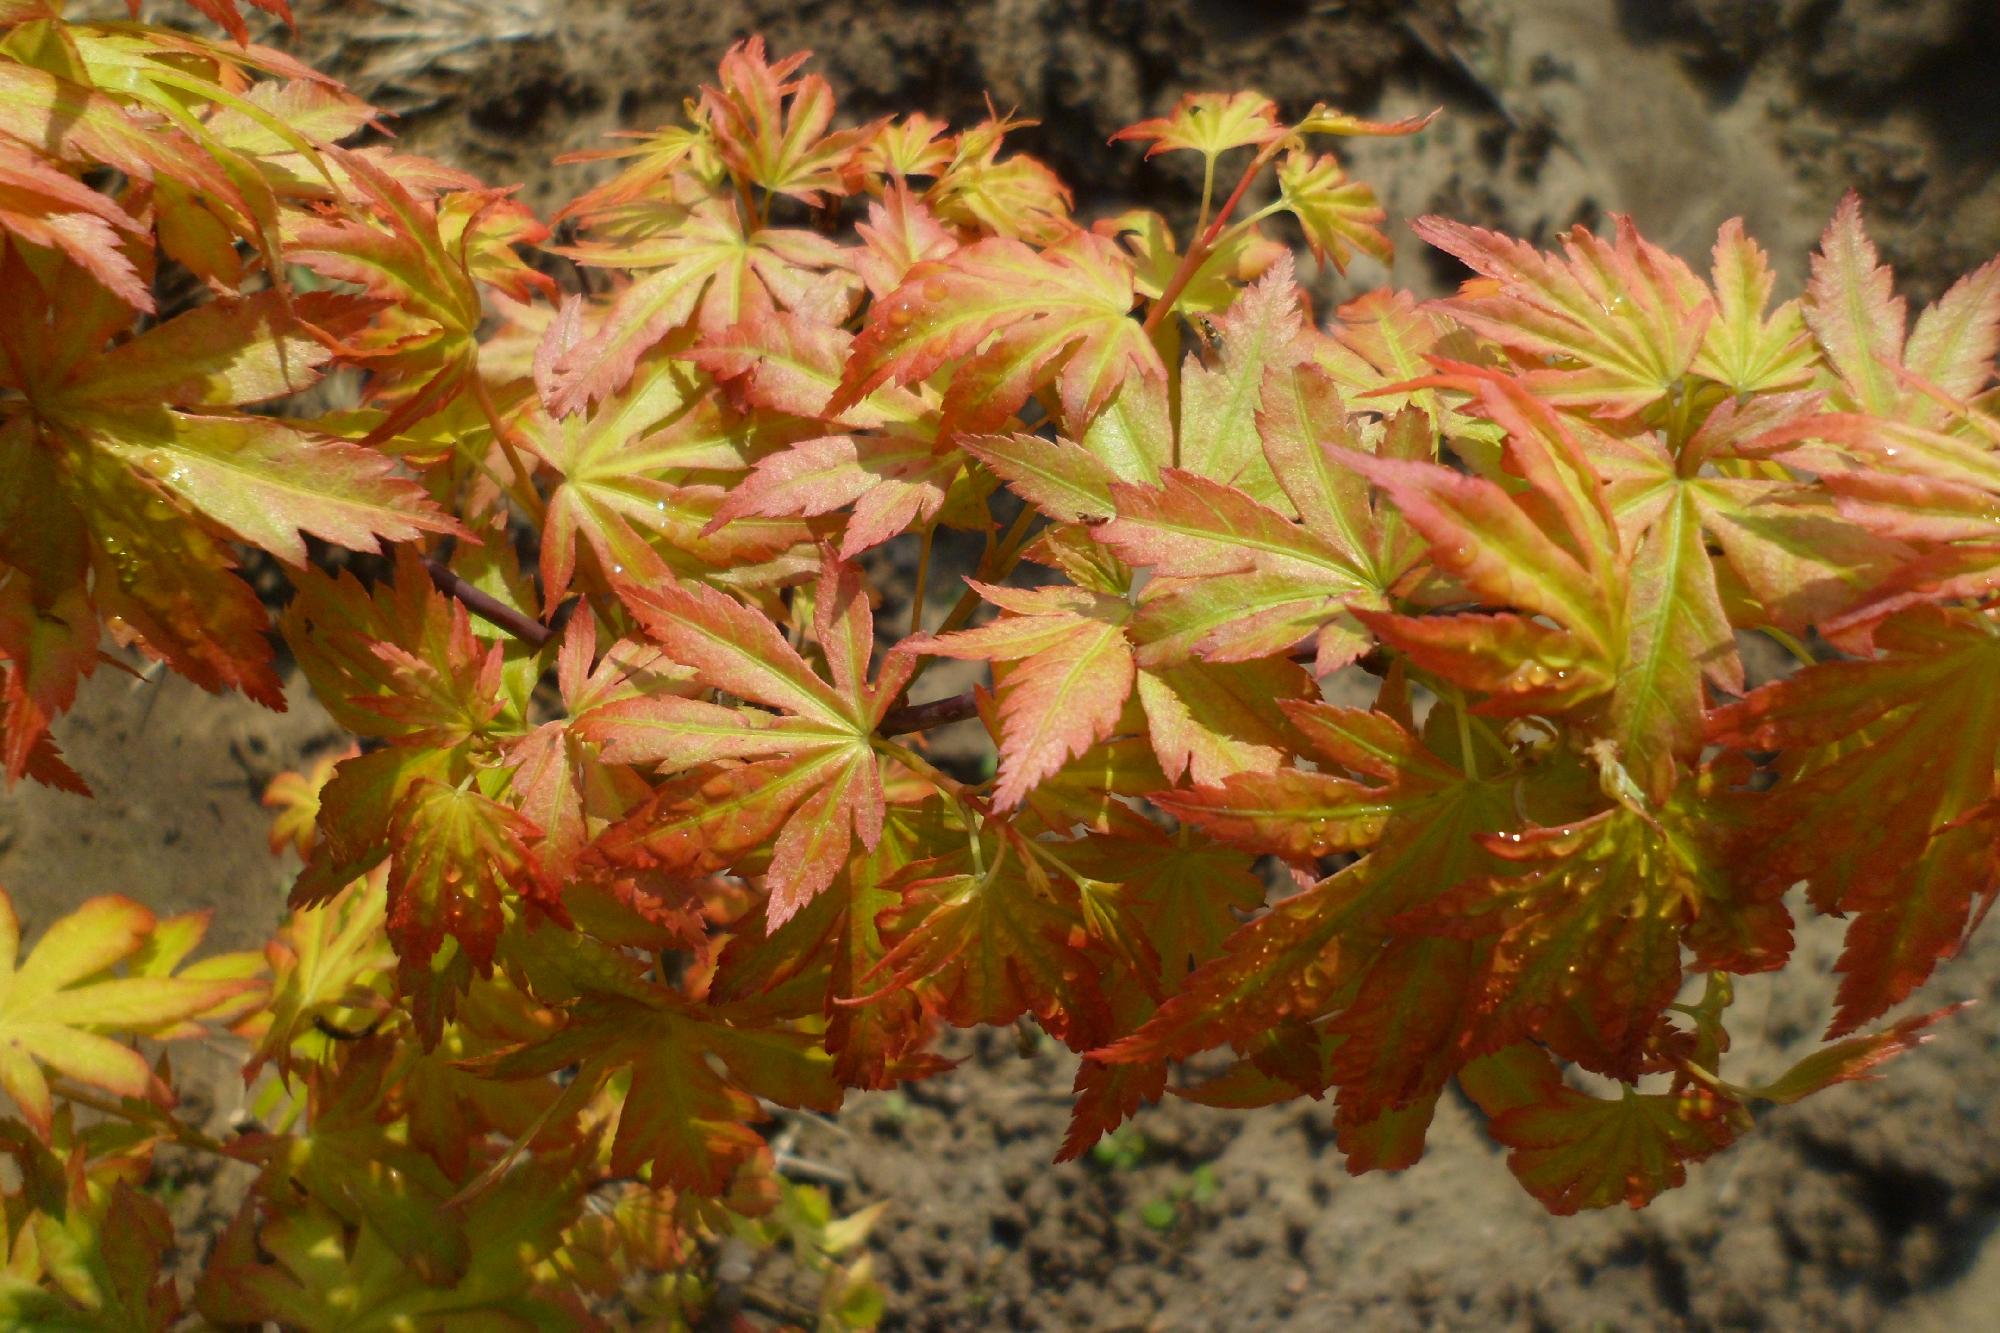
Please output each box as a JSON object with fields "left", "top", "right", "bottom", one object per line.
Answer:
{"left": 879, "top": 691, "right": 980, "bottom": 736}
{"left": 425, "top": 559, "right": 553, "bottom": 650}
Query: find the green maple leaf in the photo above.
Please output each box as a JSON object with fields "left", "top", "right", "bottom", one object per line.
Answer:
{"left": 0, "top": 889, "right": 254, "bottom": 1141}
{"left": 712, "top": 800, "right": 958, "bottom": 1089}
{"left": 1804, "top": 192, "right": 2000, "bottom": 425}
{"left": 1110, "top": 91, "right": 1284, "bottom": 161}
{"left": 4, "top": 1180, "right": 181, "bottom": 1331}
{"left": 198, "top": 1157, "right": 592, "bottom": 1332}
{"left": 1398, "top": 798, "right": 1784, "bottom": 1080}
{"left": 245, "top": 873, "right": 394, "bottom": 1082}
{"left": 1692, "top": 219, "right": 1815, "bottom": 394}
{"left": 1095, "top": 381, "right": 1415, "bottom": 677}
{"left": 0, "top": 258, "right": 451, "bottom": 779}
{"left": 512, "top": 347, "right": 806, "bottom": 606}
{"left": 1103, "top": 704, "right": 1524, "bottom": 1070}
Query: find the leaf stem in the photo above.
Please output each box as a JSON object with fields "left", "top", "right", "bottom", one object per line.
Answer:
{"left": 911, "top": 522, "right": 935, "bottom": 639}
{"left": 1142, "top": 139, "right": 1285, "bottom": 335}
{"left": 49, "top": 1080, "right": 231, "bottom": 1159}
{"left": 931, "top": 503, "right": 1040, "bottom": 642}
{"left": 1195, "top": 153, "right": 1218, "bottom": 243}
{"left": 1448, "top": 685, "right": 1481, "bottom": 782}
{"left": 470, "top": 372, "right": 548, "bottom": 529}
{"left": 876, "top": 736, "right": 985, "bottom": 810}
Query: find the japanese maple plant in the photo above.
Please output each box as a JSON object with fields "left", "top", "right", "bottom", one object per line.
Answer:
{"left": 1, "top": 0, "right": 1997, "bottom": 1324}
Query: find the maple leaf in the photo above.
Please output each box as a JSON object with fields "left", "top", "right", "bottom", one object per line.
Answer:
{"left": 1309, "top": 288, "right": 1487, "bottom": 439}
{"left": 1099, "top": 206, "right": 1289, "bottom": 316}
{"left": 383, "top": 775, "right": 552, "bottom": 981}
{"left": 923, "top": 110, "right": 1073, "bottom": 244}
{"left": 0, "top": 254, "right": 449, "bottom": 769}
{"left": 700, "top": 37, "right": 876, "bottom": 205}
{"left": 289, "top": 149, "right": 544, "bottom": 437}
{"left": 580, "top": 556, "right": 913, "bottom": 925}
{"left": 694, "top": 309, "right": 961, "bottom": 557}
{"left": 6, "top": 1178, "right": 183, "bottom": 1329}
{"left": 1779, "top": 417, "right": 2000, "bottom": 633}
{"left": 512, "top": 348, "right": 805, "bottom": 607}
{"left": 1391, "top": 369, "right": 1718, "bottom": 796}
{"left": 200, "top": 1150, "right": 592, "bottom": 1331}
{"left": 551, "top": 194, "right": 859, "bottom": 414}
{"left": 1693, "top": 218, "right": 1815, "bottom": 394}
{"left": 851, "top": 185, "right": 958, "bottom": 298}
{"left": 1078, "top": 268, "right": 1425, "bottom": 677}
{"left": 282, "top": 547, "right": 510, "bottom": 747}
{"left": 472, "top": 992, "right": 841, "bottom": 1194}
{"left": 1103, "top": 705, "right": 1519, "bottom": 1069}
{"left": 1275, "top": 149, "right": 1394, "bottom": 275}
{"left": 0, "top": 889, "right": 254, "bottom": 1140}
{"left": 244, "top": 872, "right": 395, "bottom": 1081}
{"left": 834, "top": 229, "right": 1163, "bottom": 439}
{"left": 1414, "top": 213, "right": 1714, "bottom": 415}
{"left": 1111, "top": 91, "right": 1284, "bottom": 160}
{"left": 261, "top": 746, "right": 354, "bottom": 858}
{"left": 962, "top": 431, "right": 1119, "bottom": 524}
{"left": 1172, "top": 251, "right": 1314, "bottom": 500}
{"left": 1096, "top": 414, "right": 1405, "bottom": 676}
{"left": 1348, "top": 367, "right": 1815, "bottom": 800}
{"left": 1336, "top": 380, "right": 1626, "bottom": 713}
{"left": 864, "top": 823, "right": 1112, "bottom": 1051}
{"left": 1398, "top": 798, "right": 1781, "bottom": 1080}
{"left": 1136, "top": 655, "right": 1316, "bottom": 787}
{"left": 1708, "top": 605, "right": 2000, "bottom": 1035}
{"left": 858, "top": 111, "right": 954, "bottom": 184}
{"left": 712, "top": 801, "right": 956, "bottom": 1089}
{"left": 918, "top": 580, "right": 1135, "bottom": 809}
{"left": 1460, "top": 1045, "right": 1741, "bottom": 1215}
{"left": 1805, "top": 192, "right": 2000, "bottom": 425}
{"left": 498, "top": 607, "right": 675, "bottom": 883}
{"left": 1060, "top": 1058, "right": 1169, "bottom": 1163}
{"left": 1709, "top": 1003, "right": 1968, "bottom": 1110}
{"left": 0, "top": 136, "right": 151, "bottom": 309}
{"left": 1735, "top": 209, "right": 2000, "bottom": 627}
{"left": 1151, "top": 701, "right": 1451, "bottom": 863}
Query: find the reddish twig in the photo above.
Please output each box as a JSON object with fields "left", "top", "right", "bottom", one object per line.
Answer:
{"left": 879, "top": 691, "right": 981, "bottom": 736}
{"left": 425, "top": 559, "right": 553, "bottom": 650}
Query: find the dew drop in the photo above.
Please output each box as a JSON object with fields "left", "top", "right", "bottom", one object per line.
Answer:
{"left": 923, "top": 278, "right": 949, "bottom": 302}
{"left": 889, "top": 306, "right": 914, "bottom": 328}
{"left": 611, "top": 563, "right": 625, "bottom": 575}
